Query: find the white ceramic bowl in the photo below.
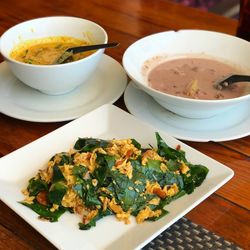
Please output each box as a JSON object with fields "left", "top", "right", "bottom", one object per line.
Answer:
{"left": 0, "top": 16, "right": 107, "bottom": 95}
{"left": 123, "top": 30, "right": 250, "bottom": 119}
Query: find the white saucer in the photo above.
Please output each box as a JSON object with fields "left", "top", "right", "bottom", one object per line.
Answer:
{"left": 0, "top": 55, "right": 127, "bottom": 122}
{"left": 124, "top": 82, "right": 250, "bottom": 142}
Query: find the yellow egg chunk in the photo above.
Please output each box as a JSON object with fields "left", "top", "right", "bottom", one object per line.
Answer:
{"left": 10, "top": 36, "right": 95, "bottom": 65}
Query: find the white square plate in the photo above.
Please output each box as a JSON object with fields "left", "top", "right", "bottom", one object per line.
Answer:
{"left": 0, "top": 104, "right": 234, "bottom": 250}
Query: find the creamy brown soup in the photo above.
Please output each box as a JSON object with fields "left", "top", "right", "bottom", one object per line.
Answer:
{"left": 147, "top": 57, "right": 247, "bottom": 100}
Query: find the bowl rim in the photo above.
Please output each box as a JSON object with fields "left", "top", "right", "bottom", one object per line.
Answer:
{"left": 0, "top": 15, "right": 108, "bottom": 68}
{"left": 122, "top": 29, "right": 250, "bottom": 104}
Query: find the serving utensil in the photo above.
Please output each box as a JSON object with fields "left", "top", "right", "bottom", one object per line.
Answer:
{"left": 54, "top": 42, "right": 119, "bottom": 64}
{"left": 215, "top": 74, "right": 250, "bottom": 90}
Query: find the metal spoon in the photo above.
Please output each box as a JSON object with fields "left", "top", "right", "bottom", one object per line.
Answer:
{"left": 54, "top": 42, "right": 119, "bottom": 64}
{"left": 215, "top": 75, "right": 250, "bottom": 90}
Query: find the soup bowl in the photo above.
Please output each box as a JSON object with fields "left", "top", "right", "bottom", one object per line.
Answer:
{"left": 123, "top": 30, "right": 250, "bottom": 118}
{"left": 0, "top": 16, "right": 107, "bottom": 95}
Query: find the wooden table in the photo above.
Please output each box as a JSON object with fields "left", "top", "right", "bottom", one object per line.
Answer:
{"left": 0, "top": 1, "right": 249, "bottom": 249}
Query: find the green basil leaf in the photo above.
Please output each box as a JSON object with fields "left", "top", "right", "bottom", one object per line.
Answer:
{"left": 104, "top": 155, "right": 116, "bottom": 169}
{"left": 52, "top": 165, "right": 65, "bottom": 183}
{"left": 189, "top": 164, "right": 209, "bottom": 186}
{"left": 93, "top": 165, "right": 108, "bottom": 186}
{"left": 20, "top": 201, "right": 66, "bottom": 222}
{"left": 85, "top": 184, "right": 101, "bottom": 206}
{"left": 131, "top": 138, "right": 141, "bottom": 149}
{"left": 27, "top": 178, "right": 48, "bottom": 196}
{"left": 182, "top": 164, "right": 209, "bottom": 194}
{"left": 72, "top": 165, "right": 88, "bottom": 179}
{"left": 48, "top": 182, "right": 67, "bottom": 205}
{"left": 73, "top": 184, "right": 84, "bottom": 198}
{"left": 167, "top": 159, "right": 181, "bottom": 171}
{"left": 74, "top": 138, "right": 109, "bottom": 152}
{"left": 59, "top": 154, "right": 74, "bottom": 165}
{"left": 156, "top": 132, "right": 186, "bottom": 162}
{"left": 146, "top": 159, "right": 162, "bottom": 173}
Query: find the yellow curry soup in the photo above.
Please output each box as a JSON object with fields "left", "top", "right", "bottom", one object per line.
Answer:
{"left": 10, "top": 36, "right": 95, "bottom": 65}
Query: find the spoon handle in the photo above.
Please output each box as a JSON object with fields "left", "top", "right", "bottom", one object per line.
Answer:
{"left": 67, "top": 42, "right": 119, "bottom": 54}
{"left": 217, "top": 74, "right": 250, "bottom": 89}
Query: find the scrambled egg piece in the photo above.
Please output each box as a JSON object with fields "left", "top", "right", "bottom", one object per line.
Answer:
{"left": 113, "top": 159, "right": 133, "bottom": 179}
{"left": 61, "top": 189, "right": 77, "bottom": 208}
{"left": 146, "top": 181, "right": 179, "bottom": 199}
{"left": 108, "top": 198, "right": 131, "bottom": 224}
{"left": 83, "top": 209, "right": 99, "bottom": 225}
{"left": 142, "top": 149, "right": 165, "bottom": 165}
{"left": 180, "top": 161, "right": 190, "bottom": 174}
{"left": 136, "top": 206, "right": 162, "bottom": 224}
{"left": 106, "top": 139, "right": 141, "bottom": 159}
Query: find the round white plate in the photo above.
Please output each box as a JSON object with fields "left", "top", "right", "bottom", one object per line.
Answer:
{"left": 0, "top": 55, "right": 127, "bottom": 122}
{"left": 124, "top": 82, "right": 250, "bottom": 142}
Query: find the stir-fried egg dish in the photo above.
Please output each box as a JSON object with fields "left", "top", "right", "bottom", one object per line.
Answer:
{"left": 21, "top": 133, "right": 208, "bottom": 230}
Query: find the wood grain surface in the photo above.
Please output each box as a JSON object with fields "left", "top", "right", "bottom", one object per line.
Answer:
{"left": 0, "top": 0, "right": 249, "bottom": 249}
